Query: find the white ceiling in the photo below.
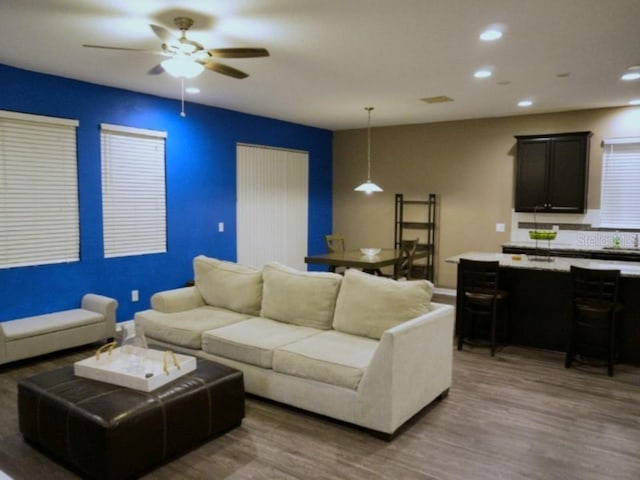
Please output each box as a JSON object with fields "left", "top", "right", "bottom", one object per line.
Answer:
{"left": 1, "top": 0, "right": 639, "bottom": 130}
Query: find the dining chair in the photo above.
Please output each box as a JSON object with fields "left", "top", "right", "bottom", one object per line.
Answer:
{"left": 565, "top": 265, "right": 622, "bottom": 376}
{"left": 324, "top": 234, "right": 345, "bottom": 254}
{"left": 393, "top": 238, "right": 419, "bottom": 280}
{"left": 324, "top": 233, "right": 346, "bottom": 274}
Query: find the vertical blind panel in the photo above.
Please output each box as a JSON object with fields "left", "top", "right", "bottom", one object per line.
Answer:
{"left": 600, "top": 141, "right": 640, "bottom": 228}
{"left": 101, "top": 129, "right": 167, "bottom": 258}
{"left": 237, "top": 144, "right": 308, "bottom": 270}
{"left": 0, "top": 117, "right": 79, "bottom": 268}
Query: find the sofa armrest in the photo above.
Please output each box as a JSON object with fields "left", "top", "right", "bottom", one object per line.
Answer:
{"left": 356, "top": 302, "right": 455, "bottom": 434}
{"left": 0, "top": 324, "right": 6, "bottom": 362}
{"left": 81, "top": 294, "right": 118, "bottom": 318}
{"left": 81, "top": 293, "right": 118, "bottom": 338}
{"left": 150, "top": 287, "right": 205, "bottom": 313}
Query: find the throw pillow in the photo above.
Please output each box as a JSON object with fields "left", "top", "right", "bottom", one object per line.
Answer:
{"left": 193, "top": 255, "right": 263, "bottom": 315}
{"left": 332, "top": 269, "right": 433, "bottom": 339}
{"left": 261, "top": 262, "right": 342, "bottom": 329}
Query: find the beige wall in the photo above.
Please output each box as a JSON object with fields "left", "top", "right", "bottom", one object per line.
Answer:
{"left": 332, "top": 106, "right": 640, "bottom": 288}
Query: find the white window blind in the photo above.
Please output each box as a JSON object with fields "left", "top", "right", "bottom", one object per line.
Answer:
{"left": 600, "top": 137, "right": 640, "bottom": 228}
{"left": 101, "top": 124, "right": 167, "bottom": 258}
{"left": 0, "top": 110, "right": 79, "bottom": 268}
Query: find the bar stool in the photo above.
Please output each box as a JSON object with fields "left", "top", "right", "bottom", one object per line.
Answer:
{"left": 457, "top": 259, "right": 509, "bottom": 356}
{"left": 565, "top": 266, "right": 622, "bottom": 376}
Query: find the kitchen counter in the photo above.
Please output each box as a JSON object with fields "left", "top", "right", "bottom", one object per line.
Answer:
{"left": 502, "top": 242, "right": 640, "bottom": 262}
{"left": 446, "top": 251, "right": 640, "bottom": 277}
{"left": 447, "top": 251, "right": 640, "bottom": 364}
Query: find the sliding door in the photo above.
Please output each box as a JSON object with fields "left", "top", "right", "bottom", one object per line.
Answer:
{"left": 237, "top": 144, "right": 308, "bottom": 270}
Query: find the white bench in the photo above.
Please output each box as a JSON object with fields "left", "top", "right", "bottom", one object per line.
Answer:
{"left": 0, "top": 294, "right": 118, "bottom": 366}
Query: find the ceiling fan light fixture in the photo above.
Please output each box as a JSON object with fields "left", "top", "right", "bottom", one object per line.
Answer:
{"left": 161, "top": 56, "right": 204, "bottom": 79}
{"left": 354, "top": 107, "right": 383, "bottom": 194}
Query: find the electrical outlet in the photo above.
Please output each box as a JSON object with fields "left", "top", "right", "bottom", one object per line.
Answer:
{"left": 218, "top": 222, "right": 224, "bottom": 232}
{"left": 496, "top": 223, "right": 505, "bottom": 233}
{"left": 552, "top": 225, "right": 559, "bottom": 232}
{"left": 131, "top": 290, "right": 139, "bottom": 302}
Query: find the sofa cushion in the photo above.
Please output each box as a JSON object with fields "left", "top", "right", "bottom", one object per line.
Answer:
{"left": 1, "top": 309, "right": 104, "bottom": 341}
{"left": 260, "top": 262, "right": 342, "bottom": 330}
{"left": 135, "top": 306, "right": 252, "bottom": 349}
{"left": 193, "top": 255, "right": 263, "bottom": 315}
{"left": 201, "top": 317, "right": 321, "bottom": 368}
{"left": 273, "top": 330, "right": 378, "bottom": 390}
{"left": 332, "top": 269, "right": 434, "bottom": 339}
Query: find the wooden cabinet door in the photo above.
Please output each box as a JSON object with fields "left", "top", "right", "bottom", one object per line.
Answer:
{"left": 547, "top": 136, "right": 588, "bottom": 213}
{"left": 515, "top": 138, "right": 549, "bottom": 212}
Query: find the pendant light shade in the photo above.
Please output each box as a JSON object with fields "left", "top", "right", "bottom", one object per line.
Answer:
{"left": 354, "top": 107, "right": 383, "bottom": 194}
{"left": 354, "top": 180, "right": 383, "bottom": 193}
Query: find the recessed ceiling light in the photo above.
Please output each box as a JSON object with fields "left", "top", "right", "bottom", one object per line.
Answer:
{"left": 621, "top": 65, "right": 640, "bottom": 81}
{"left": 480, "top": 29, "right": 503, "bottom": 41}
{"left": 630, "top": 99, "right": 640, "bottom": 106}
{"left": 474, "top": 69, "right": 492, "bottom": 79}
{"left": 518, "top": 100, "right": 533, "bottom": 107}
{"left": 621, "top": 72, "right": 640, "bottom": 81}
{"left": 185, "top": 87, "right": 200, "bottom": 94}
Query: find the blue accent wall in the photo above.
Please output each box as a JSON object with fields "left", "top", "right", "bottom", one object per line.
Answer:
{"left": 0, "top": 64, "right": 333, "bottom": 322}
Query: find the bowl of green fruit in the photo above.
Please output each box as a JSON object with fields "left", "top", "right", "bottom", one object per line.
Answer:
{"left": 529, "top": 230, "right": 557, "bottom": 240}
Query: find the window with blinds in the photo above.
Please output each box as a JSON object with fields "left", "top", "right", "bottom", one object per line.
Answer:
{"left": 0, "top": 110, "right": 79, "bottom": 268}
{"left": 100, "top": 124, "right": 167, "bottom": 258}
{"left": 600, "top": 137, "right": 640, "bottom": 228}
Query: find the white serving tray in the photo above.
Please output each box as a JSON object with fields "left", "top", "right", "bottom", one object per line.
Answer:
{"left": 74, "top": 346, "right": 197, "bottom": 392}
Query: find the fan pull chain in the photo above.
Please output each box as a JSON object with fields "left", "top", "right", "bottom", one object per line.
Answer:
{"left": 180, "top": 78, "right": 186, "bottom": 117}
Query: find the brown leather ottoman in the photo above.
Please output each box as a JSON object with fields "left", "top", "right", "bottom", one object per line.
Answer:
{"left": 18, "top": 358, "right": 244, "bottom": 480}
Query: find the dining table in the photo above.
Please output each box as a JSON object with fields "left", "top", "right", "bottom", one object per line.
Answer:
{"left": 304, "top": 248, "right": 426, "bottom": 274}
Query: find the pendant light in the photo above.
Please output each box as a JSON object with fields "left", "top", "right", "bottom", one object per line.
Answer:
{"left": 354, "top": 107, "right": 383, "bottom": 193}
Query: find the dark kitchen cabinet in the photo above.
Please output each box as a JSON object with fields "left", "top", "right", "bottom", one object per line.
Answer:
{"left": 514, "top": 131, "right": 592, "bottom": 213}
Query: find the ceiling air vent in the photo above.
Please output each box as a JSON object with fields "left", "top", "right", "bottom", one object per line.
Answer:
{"left": 420, "top": 95, "right": 454, "bottom": 104}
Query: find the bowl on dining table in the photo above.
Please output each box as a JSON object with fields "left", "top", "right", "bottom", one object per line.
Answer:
{"left": 360, "top": 247, "right": 381, "bottom": 256}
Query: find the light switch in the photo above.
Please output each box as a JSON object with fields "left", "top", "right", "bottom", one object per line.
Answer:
{"left": 131, "top": 290, "right": 139, "bottom": 302}
{"left": 218, "top": 222, "right": 224, "bottom": 232}
{"left": 496, "top": 223, "right": 505, "bottom": 232}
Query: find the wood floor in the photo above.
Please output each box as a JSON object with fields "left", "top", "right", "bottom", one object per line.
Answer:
{"left": 1, "top": 342, "right": 639, "bottom": 480}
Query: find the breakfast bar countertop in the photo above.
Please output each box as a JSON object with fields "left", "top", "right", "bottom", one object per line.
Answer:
{"left": 445, "top": 251, "right": 640, "bottom": 277}
{"left": 503, "top": 240, "right": 640, "bottom": 253}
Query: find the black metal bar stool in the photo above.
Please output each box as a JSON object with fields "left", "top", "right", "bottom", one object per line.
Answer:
{"left": 457, "top": 258, "right": 509, "bottom": 356}
{"left": 565, "top": 265, "right": 622, "bottom": 376}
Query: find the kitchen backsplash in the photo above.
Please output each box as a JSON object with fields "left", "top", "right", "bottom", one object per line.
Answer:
{"left": 510, "top": 209, "right": 639, "bottom": 249}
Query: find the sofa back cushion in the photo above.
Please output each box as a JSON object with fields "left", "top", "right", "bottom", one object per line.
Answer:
{"left": 261, "top": 262, "right": 342, "bottom": 329}
{"left": 332, "top": 269, "right": 434, "bottom": 339}
{"left": 193, "top": 255, "right": 263, "bottom": 315}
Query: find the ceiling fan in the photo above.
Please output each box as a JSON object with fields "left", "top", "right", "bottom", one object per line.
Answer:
{"left": 83, "top": 16, "right": 269, "bottom": 79}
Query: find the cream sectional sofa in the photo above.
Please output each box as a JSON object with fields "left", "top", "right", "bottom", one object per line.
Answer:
{"left": 135, "top": 255, "right": 454, "bottom": 436}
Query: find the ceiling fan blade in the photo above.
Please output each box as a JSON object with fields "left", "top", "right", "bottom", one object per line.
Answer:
{"left": 149, "top": 24, "right": 174, "bottom": 43}
{"left": 204, "top": 61, "right": 249, "bottom": 79}
{"left": 147, "top": 64, "right": 165, "bottom": 75}
{"left": 206, "top": 48, "right": 270, "bottom": 58}
{"left": 82, "top": 44, "right": 151, "bottom": 52}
